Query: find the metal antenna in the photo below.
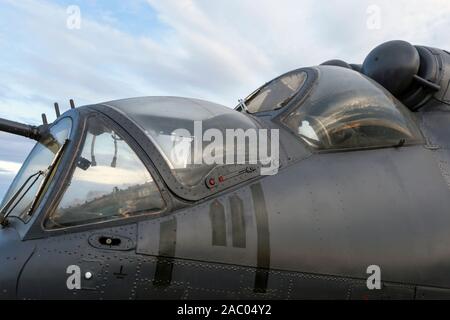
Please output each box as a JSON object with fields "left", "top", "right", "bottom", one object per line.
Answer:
{"left": 69, "top": 99, "right": 75, "bottom": 109}
{"left": 54, "top": 102, "right": 61, "bottom": 118}
{"left": 41, "top": 113, "right": 48, "bottom": 126}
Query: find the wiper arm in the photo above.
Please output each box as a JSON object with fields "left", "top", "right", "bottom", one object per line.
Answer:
{"left": 27, "top": 139, "right": 70, "bottom": 218}
{"left": 0, "top": 170, "right": 44, "bottom": 226}
{"left": 0, "top": 139, "right": 69, "bottom": 227}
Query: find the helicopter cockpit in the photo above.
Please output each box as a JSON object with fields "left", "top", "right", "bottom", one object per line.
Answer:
{"left": 0, "top": 66, "right": 425, "bottom": 236}
{"left": 0, "top": 96, "right": 271, "bottom": 234}
{"left": 238, "top": 66, "right": 423, "bottom": 151}
{"left": 280, "top": 67, "right": 424, "bottom": 151}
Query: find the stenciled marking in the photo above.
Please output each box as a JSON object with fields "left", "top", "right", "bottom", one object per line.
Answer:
{"left": 229, "top": 194, "right": 246, "bottom": 248}
{"left": 251, "top": 183, "right": 271, "bottom": 293}
{"left": 209, "top": 195, "right": 247, "bottom": 248}
{"left": 209, "top": 200, "right": 227, "bottom": 246}
{"left": 153, "top": 217, "right": 177, "bottom": 287}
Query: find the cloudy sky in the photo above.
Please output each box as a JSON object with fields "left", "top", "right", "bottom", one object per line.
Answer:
{"left": 1, "top": 0, "right": 450, "bottom": 199}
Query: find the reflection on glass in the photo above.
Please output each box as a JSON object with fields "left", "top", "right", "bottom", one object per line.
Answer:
{"left": 245, "top": 71, "right": 307, "bottom": 113}
{"left": 45, "top": 117, "right": 164, "bottom": 229}
{"left": 282, "top": 68, "right": 423, "bottom": 150}
{"left": 1, "top": 118, "right": 72, "bottom": 221}
{"left": 144, "top": 113, "right": 259, "bottom": 187}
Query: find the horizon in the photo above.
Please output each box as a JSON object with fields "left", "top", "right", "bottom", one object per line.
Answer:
{"left": 1, "top": 0, "right": 450, "bottom": 199}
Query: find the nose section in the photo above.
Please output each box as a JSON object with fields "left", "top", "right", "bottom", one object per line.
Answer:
{"left": 0, "top": 227, "right": 34, "bottom": 299}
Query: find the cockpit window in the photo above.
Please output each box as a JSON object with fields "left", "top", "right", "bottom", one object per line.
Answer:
{"left": 45, "top": 116, "right": 164, "bottom": 229}
{"left": 0, "top": 118, "right": 72, "bottom": 222}
{"left": 145, "top": 113, "right": 259, "bottom": 187}
{"left": 102, "top": 97, "right": 262, "bottom": 190}
{"left": 281, "top": 67, "right": 423, "bottom": 150}
{"left": 242, "top": 70, "right": 307, "bottom": 113}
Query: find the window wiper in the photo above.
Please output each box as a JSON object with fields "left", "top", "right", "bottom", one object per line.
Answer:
{"left": 27, "top": 139, "right": 70, "bottom": 218}
{"left": 0, "top": 170, "right": 44, "bottom": 227}
{"left": 0, "top": 139, "right": 69, "bottom": 227}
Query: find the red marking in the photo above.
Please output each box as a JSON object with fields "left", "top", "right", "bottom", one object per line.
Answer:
{"left": 218, "top": 176, "right": 225, "bottom": 183}
{"left": 209, "top": 178, "right": 216, "bottom": 186}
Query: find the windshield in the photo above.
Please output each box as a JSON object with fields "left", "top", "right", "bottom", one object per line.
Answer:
{"left": 281, "top": 66, "right": 423, "bottom": 150}
{"left": 242, "top": 70, "right": 307, "bottom": 113}
{"left": 44, "top": 116, "right": 164, "bottom": 229}
{"left": 103, "top": 97, "right": 261, "bottom": 188}
{"left": 0, "top": 118, "right": 72, "bottom": 222}
{"left": 145, "top": 113, "right": 259, "bottom": 186}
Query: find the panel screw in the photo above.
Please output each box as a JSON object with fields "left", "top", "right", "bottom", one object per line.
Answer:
{"left": 85, "top": 272, "right": 93, "bottom": 280}
{"left": 105, "top": 238, "right": 112, "bottom": 245}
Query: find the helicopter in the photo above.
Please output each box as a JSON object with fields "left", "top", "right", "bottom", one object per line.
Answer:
{"left": 1, "top": 40, "right": 450, "bottom": 299}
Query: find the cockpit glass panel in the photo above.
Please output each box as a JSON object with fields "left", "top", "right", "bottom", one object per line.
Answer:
{"left": 144, "top": 113, "right": 259, "bottom": 187}
{"left": 243, "top": 70, "right": 307, "bottom": 113}
{"left": 0, "top": 118, "right": 72, "bottom": 222}
{"left": 103, "top": 97, "right": 263, "bottom": 189}
{"left": 281, "top": 67, "right": 423, "bottom": 150}
{"left": 45, "top": 116, "right": 164, "bottom": 229}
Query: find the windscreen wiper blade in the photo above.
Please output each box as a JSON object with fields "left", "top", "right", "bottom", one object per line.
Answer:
{"left": 0, "top": 139, "right": 70, "bottom": 227}
{"left": 27, "top": 139, "right": 70, "bottom": 218}
{"left": 0, "top": 170, "right": 44, "bottom": 226}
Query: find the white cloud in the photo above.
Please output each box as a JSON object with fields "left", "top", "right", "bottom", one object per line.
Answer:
{"left": 1, "top": 0, "right": 450, "bottom": 197}
{"left": 2, "top": 0, "right": 450, "bottom": 124}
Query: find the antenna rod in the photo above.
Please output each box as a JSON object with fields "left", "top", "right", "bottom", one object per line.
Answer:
{"left": 70, "top": 99, "right": 75, "bottom": 109}
{"left": 54, "top": 102, "right": 61, "bottom": 118}
{"left": 41, "top": 113, "right": 48, "bottom": 126}
{"left": 0, "top": 118, "right": 41, "bottom": 141}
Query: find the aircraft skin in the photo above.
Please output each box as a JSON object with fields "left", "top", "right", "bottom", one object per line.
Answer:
{"left": 1, "top": 40, "right": 450, "bottom": 299}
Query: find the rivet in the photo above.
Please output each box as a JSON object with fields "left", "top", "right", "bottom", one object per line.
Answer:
{"left": 85, "top": 271, "right": 93, "bottom": 280}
